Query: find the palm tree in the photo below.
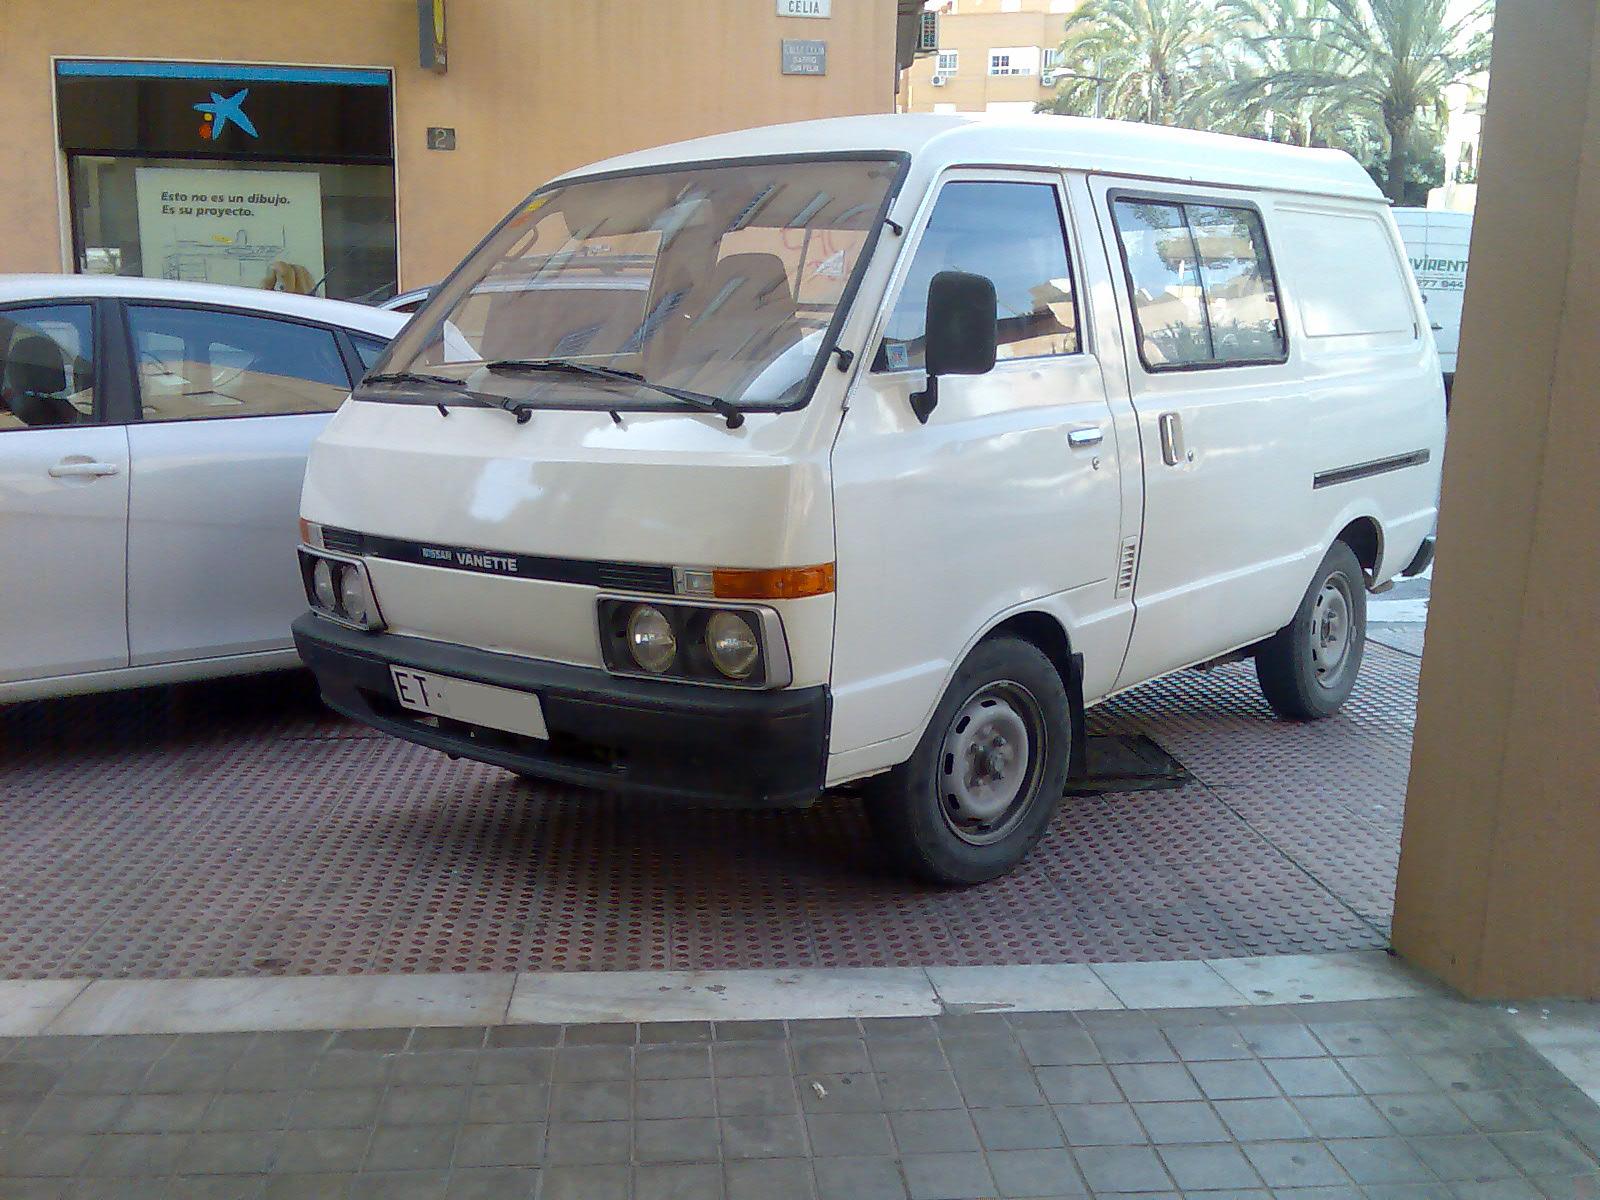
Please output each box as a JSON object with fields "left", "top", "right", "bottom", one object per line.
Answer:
{"left": 1215, "top": 0, "right": 1491, "bottom": 201}
{"left": 1206, "top": 0, "right": 1378, "bottom": 152}
{"left": 1038, "top": 0, "right": 1223, "bottom": 127}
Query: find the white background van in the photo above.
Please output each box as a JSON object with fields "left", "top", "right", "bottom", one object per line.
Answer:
{"left": 1392, "top": 206, "right": 1472, "bottom": 397}
{"left": 293, "top": 115, "right": 1444, "bottom": 883}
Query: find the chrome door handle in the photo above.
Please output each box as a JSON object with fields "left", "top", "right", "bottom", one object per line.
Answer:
{"left": 1158, "top": 412, "right": 1185, "bottom": 466}
{"left": 48, "top": 460, "right": 120, "bottom": 479}
{"left": 1067, "top": 427, "right": 1104, "bottom": 448}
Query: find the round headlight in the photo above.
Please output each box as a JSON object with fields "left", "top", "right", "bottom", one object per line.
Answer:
{"left": 338, "top": 567, "right": 372, "bottom": 626}
{"left": 312, "top": 559, "right": 338, "bottom": 612}
{"left": 626, "top": 606, "right": 677, "bottom": 673}
{"left": 706, "top": 611, "right": 760, "bottom": 680}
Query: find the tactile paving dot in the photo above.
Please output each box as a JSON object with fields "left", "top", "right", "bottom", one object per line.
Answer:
{"left": 0, "top": 648, "right": 1417, "bottom": 978}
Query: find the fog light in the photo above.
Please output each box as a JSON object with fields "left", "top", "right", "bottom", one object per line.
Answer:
{"left": 627, "top": 606, "right": 677, "bottom": 673}
{"left": 338, "top": 567, "right": 374, "bottom": 626}
{"left": 706, "top": 611, "right": 760, "bottom": 680}
{"left": 312, "top": 558, "right": 339, "bottom": 612}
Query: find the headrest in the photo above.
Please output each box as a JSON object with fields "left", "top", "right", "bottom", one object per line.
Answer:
{"left": 6, "top": 332, "right": 69, "bottom": 397}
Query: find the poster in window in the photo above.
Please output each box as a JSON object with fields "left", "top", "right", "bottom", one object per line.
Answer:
{"left": 133, "top": 167, "right": 326, "bottom": 293}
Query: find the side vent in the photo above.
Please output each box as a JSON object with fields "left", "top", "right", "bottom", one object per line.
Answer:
{"left": 1115, "top": 536, "right": 1139, "bottom": 596}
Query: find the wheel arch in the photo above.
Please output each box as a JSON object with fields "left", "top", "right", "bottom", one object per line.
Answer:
{"left": 1334, "top": 514, "right": 1385, "bottom": 587}
{"left": 965, "top": 609, "right": 1088, "bottom": 779}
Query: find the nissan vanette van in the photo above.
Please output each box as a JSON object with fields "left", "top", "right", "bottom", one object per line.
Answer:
{"left": 293, "top": 115, "right": 1443, "bottom": 883}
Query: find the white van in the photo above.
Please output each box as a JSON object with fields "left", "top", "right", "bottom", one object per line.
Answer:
{"left": 1392, "top": 207, "right": 1472, "bottom": 398}
{"left": 293, "top": 115, "right": 1443, "bottom": 883}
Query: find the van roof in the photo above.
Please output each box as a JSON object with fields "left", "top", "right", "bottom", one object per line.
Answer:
{"left": 557, "top": 113, "right": 1383, "bottom": 202}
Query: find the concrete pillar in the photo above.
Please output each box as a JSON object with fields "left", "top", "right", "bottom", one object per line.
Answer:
{"left": 1392, "top": 1, "right": 1600, "bottom": 998}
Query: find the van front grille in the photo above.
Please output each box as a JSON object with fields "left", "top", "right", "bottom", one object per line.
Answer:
{"left": 595, "top": 563, "right": 676, "bottom": 594}
{"left": 321, "top": 526, "right": 365, "bottom": 555}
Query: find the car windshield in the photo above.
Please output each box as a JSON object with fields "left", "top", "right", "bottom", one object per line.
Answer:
{"left": 370, "top": 156, "right": 901, "bottom": 417}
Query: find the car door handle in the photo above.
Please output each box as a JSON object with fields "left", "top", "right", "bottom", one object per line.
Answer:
{"left": 1067, "top": 427, "right": 1104, "bottom": 448}
{"left": 48, "top": 460, "right": 121, "bottom": 479}
{"left": 1158, "top": 412, "right": 1186, "bottom": 466}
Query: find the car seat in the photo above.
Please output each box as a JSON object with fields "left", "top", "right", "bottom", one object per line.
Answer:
{"left": 2, "top": 333, "right": 82, "bottom": 427}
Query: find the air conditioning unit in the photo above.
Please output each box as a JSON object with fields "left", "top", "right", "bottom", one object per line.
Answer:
{"left": 917, "top": 11, "right": 940, "bottom": 53}
{"left": 1041, "top": 69, "right": 1061, "bottom": 85}
{"left": 931, "top": 74, "right": 949, "bottom": 86}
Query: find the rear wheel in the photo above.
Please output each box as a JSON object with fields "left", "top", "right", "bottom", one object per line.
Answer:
{"left": 1255, "top": 540, "right": 1367, "bottom": 720}
{"left": 866, "top": 636, "right": 1071, "bottom": 885}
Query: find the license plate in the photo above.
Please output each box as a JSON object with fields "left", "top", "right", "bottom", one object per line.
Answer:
{"left": 389, "top": 666, "right": 548, "bottom": 740}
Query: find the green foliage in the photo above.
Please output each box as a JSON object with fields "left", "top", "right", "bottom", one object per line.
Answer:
{"left": 1037, "top": 0, "right": 1492, "bottom": 201}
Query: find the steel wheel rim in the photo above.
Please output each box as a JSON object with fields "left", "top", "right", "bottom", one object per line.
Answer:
{"left": 1309, "top": 572, "right": 1356, "bottom": 689}
{"left": 936, "top": 680, "right": 1047, "bottom": 847}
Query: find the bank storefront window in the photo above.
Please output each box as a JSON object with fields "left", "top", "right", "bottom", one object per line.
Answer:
{"left": 55, "top": 61, "right": 398, "bottom": 303}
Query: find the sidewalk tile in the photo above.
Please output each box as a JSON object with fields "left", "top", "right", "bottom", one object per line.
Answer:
{"left": 889, "top": 1108, "right": 979, "bottom": 1153}
{"left": 985, "top": 1147, "right": 1085, "bottom": 1197}
{"left": 901, "top": 1151, "right": 996, "bottom": 1199}
{"left": 1133, "top": 1100, "right": 1230, "bottom": 1143}
{"left": 634, "top": 1161, "right": 723, "bottom": 1200}
{"left": 635, "top": 1116, "right": 719, "bottom": 1163}
{"left": 721, "top": 1114, "right": 808, "bottom": 1158}
{"left": 725, "top": 1156, "right": 815, "bottom": 1200}
{"left": 813, "top": 1155, "right": 907, "bottom": 1200}
{"left": 1092, "top": 962, "right": 1246, "bottom": 1010}
{"left": 805, "top": 1110, "right": 893, "bottom": 1156}
{"left": 1158, "top": 1142, "right": 1263, "bottom": 1188}
{"left": 1072, "top": 1144, "right": 1173, "bottom": 1191}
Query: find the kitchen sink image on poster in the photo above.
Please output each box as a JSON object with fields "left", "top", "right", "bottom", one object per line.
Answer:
{"left": 134, "top": 166, "right": 326, "bottom": 292}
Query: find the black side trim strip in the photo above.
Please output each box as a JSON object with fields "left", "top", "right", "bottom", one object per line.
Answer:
{"left": 1313, "top": 449, "right": 1431, "bottom": 490}
{"left": 323, "top": 527, "right": 676, "bottom": 594}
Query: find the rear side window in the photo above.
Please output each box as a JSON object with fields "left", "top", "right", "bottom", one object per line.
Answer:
{"left": 1112, "top": 197, "right": 1286, "bottom": 370}
{"left": 1273, "top": 207, "right": 1416, "bottom": 339}
{"left": 351, "top": 334, "right": 389, "bottom": 372}
{"left": 875, "top": 180, "right": 1079, "bottom": 372}
{"left": 0, "top": 305, "right": 96, "bottom": 430}
{"left": 129, "top": 306, "right": 352, "bottom": 422}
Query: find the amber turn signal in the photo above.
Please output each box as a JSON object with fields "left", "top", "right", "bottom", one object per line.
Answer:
{"left": 712, "top": 563, "right": 836, "bottom": 600}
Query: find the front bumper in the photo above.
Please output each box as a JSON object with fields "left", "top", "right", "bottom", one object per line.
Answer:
{"left": 292, "top": 614, "right": 829, "bottom": 807}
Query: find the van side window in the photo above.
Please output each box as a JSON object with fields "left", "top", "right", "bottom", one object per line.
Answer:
{"left": 1112, "top": 197, "right": 1286, "bottom": 369}
{"left": 874, "top": 181, "right": 1079, "bottom": 372}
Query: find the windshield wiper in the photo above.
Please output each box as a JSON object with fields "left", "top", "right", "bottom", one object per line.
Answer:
{"left": 481, "top": 358, "right": 746, "bottom": 429}
{"left": 360, "top": 370, "right": 476, "bottom": 417}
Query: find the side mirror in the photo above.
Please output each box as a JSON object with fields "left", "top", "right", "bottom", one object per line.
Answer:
{"left": 910, "top": 269, "right": 997, "bottom": 424}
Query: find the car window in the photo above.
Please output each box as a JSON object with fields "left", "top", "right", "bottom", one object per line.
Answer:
{"left": 1112, "top": 197, "right": 1286, "bottom": 369}
{"left": 0, "top": 305, "right": 96, "bottom": 430}
{"left": 351, "top": 334, "right": 389, "bottom": 373}
{"left": 128, "top": 305, "right": 352, "bottom": 422}
{"left": 875, "top": 180, "right": 1079, "bottom": 372}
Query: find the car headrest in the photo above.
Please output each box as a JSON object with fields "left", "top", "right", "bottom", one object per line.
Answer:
{"left": 698, "top": 253, "right": 794, "bottom": 318}
{"left": 6, "top": 332, "right": 69, "bottom": 397}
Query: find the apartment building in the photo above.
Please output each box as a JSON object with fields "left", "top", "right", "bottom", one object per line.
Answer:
{"left": 899, "top": 0, "right": 1079, "bottom": 115}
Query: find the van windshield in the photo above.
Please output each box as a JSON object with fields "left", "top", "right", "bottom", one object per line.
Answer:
{"left": 370, "top": 156, "right": 901, "bottom": 417}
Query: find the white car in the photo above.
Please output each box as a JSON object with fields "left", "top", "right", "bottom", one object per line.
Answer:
{"left": 0, "top": 275, "right": 406, "bottom": 701}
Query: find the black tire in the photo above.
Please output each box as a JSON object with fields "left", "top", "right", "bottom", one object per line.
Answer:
{"left": 1255, "top": 540, "right": 1367, "bottom": 720}
{"left": 865, "top": 636, "right": 1071, "bottom": 885}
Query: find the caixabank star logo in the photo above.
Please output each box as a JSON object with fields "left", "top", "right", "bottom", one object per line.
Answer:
{"left": 193, "top": 88, "right": 259, "bottom": 141}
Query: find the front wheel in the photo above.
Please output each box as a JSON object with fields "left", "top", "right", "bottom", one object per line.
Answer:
{"left": 1255, "top": 540, "right": 1367, "bottom": 720}
{"left": 865, "top": 636, "right": 1071, "bottom": 885}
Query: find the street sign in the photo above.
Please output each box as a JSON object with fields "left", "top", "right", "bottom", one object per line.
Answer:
{"left": 777, "top": 0, "right": 831, "bottom": 16}
{"left": 781, "top": 39, "right": 828, "bottom": 75}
